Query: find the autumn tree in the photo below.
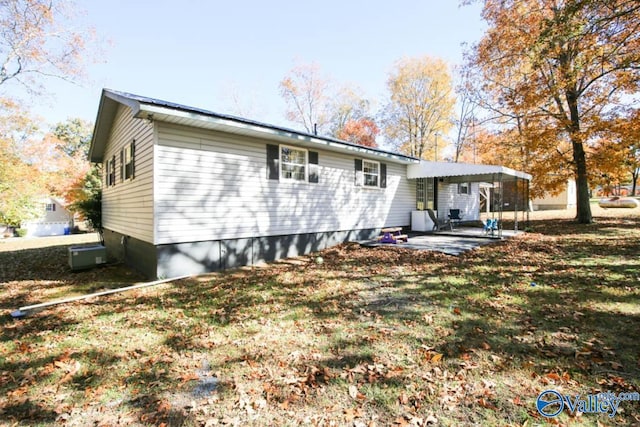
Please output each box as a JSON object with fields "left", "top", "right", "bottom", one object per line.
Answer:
{"left": 44, "top": 118, "right": 92, "bottom": 200}
{"left": 0, "top": 99, "right": 43, "bottom": 225}
{"left": 0, "top": 0, "right": 95, "bottom": 94}
{"left": 596, "top": 110, "right": 640, "bottom": 195}
{"left": 452, "top": 67, "right": 478, "bottom": 162}
{"left": 279, "top": 61, "right": 379, "bottom": 146}
{"left": 381, "top": 56, "right": 455, "bottom": 160}
{"left": 469, "top": 121, "right": 574, "bottom": 199}
{"left": 467, "top": 0, "right": 640, "bottom": 223}
{"left": 621, "top": 110, "right": 640, "bottom": 196}
{"left": 628, "top": 145, "right": 640, "bottom": 196}
{"left": 328, "top": 85, "right": 372, "bottom": 134}
{"left": 279, "top": 61, "right": 332, "bottom": 134}
{"left": 0, "top": 1, "right": 97, "bottom": 227}
{"left": 335, "top": 118, "right": 379, "bottom": 148}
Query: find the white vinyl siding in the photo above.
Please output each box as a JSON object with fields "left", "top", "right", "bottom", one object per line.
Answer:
{"left": 437, "top": 182, "right": 480, "bottom": 221}
{"left": 154, "top": 123, "right": 414, "bottom": 245}
{"left": 101, "top": 105, "right": 154, "bottom": 243}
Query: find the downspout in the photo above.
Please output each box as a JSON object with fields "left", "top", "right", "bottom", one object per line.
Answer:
{"left": 11, "top": 275, "right": 192, "bottom": 318}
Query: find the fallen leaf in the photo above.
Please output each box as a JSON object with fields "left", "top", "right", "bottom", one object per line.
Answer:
{"left": 478, "top": 397, "right": 498, "bottom": 410}
{"left": 157, "top": 400, "right": 171, "bottom": 413}
{"left": 610, "top": 361, "right": 623, "bottom": 370}
{"left": 349, "top": 385, "right": 358, "bottom": 399}
{"left": 344, "top": 406, "right": 363, "bottom": 421}
{"left": 179, "top": 372, "right": 200, "bottom": 385}
{"left": 546, "top": 372, "right": 561, "bottom": 382}
{"left": 398, "top": 392, "right": 409, "bottom": 405}
{"left": 431, "top": 353, "right": 443, "bottom": 363}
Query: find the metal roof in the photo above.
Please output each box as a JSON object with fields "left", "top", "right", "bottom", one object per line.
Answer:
{"left": 89, "top": 89, "right": 420, "bottom": 164}
{"left": 407, "top": 161, "right": 531, "bottom": 182}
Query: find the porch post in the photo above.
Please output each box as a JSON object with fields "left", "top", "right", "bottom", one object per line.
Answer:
{"left": 498, "top": 173, "right": 503, "bottom": 238}
{"left": 525, "top": 180, "right": 531, "bottom": 229}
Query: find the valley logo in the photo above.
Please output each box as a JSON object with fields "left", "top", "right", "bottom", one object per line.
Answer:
{"left": 536, "top": 389, "right": 639, "bottom": 418}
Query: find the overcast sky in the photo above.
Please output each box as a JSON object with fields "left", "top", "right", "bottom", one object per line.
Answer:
{"left": 16, "top": 0, "right": 487, "bottom": 131}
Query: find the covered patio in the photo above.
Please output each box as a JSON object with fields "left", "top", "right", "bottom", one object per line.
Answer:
{"left": 407, "top": 161, "right": 532, "bottom": 239}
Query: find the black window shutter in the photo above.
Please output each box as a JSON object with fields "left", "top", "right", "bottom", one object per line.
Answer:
{"left": 131, "top": 141, "right": 136, "bottom": 179}
{"left": 266, "top": 144, "right": 279, "bottom": 180}
{"left": 380, "top": 163, "right": 387, "bottom": 188}
{"left": 308, "top": 151, "right": 319, "bottom": 183}
{"left": 111, "top": 155, "right": 116, "bottom": 186}
{"left": 120, "top": 150, "right": 124, "bottom": 181}
{"left": 354, "top": 159, "right": 362, "bottom": 185}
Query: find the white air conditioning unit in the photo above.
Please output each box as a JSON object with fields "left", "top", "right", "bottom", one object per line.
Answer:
{"left": 68, "top": 245, "right": 107, "bottom": 270}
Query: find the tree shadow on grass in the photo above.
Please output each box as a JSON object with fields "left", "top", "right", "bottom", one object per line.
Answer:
{"left": 2, "top": 216, "right": 639, "bottom": 425}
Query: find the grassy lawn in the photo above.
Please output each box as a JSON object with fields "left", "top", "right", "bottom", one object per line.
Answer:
{"left": 1, "top": 211, "right": 639, "bottom": 426}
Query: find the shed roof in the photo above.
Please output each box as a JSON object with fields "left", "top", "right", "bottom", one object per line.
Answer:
{"left": 407, "top": 161, "right": 531, "bottom": 182}
{"left": 89, "top": 89, "right": 420, "bottom": 165}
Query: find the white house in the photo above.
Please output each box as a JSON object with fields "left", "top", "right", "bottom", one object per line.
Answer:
{"left": 89, "top": 89, "right": 530, "bottom": 278}
{"left": 532, "top": 179, "right": 577, "bottom": 210}
{"left": 21, "top": 197, "right": 74, "bottom": 237}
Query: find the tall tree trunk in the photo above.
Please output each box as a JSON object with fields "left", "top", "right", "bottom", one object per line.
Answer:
{"left": 573, "top": 141, "right": 592, "bottom": 223}
{"left": 567, "top": 89, "right": 593, "bottom": 223}
{"left": 632, "top": 169, "right": 638, "bottom": 196}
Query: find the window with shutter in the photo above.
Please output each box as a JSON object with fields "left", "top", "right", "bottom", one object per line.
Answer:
{"left": 280, "top": 145, "right": 307, "bottom": 181}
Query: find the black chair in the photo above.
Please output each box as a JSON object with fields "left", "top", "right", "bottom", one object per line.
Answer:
{"left": 449, "top": 209, "right": 463, "bottom": 227}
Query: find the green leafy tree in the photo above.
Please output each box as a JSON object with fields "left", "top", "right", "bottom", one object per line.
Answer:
{"left": 70, "top": 165, "right": 102, "bottom": 242}
{"left": 52, "top": 118, "right": 92, "bottom": 157}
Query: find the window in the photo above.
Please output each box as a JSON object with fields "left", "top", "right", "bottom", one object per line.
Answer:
{"left": 363, "top": 160, "right": 379, "bottom": 187}
{"left": 106, "top": 156, "right": 116, "bottom": 186}
{"left": 417, "top": 178, "right": 425, "bottom": 209}
{"left": 45, "top": 203, "right": 56, "bottom": 212}
{"left": 355, "top": 159, "right": 387, "bottom": 188}
{"left": 416, "top": 178, "right": 436, "bottom": 210}
{"left": 267, "top": 145, "right": 318, "bottom": 183}
{"left": 123, "top": 141, "right": 135, "bottom": 180}
{"left": 280, "top": 145, "right": 307, "bottom": 181}
{"left": 458, "top": 182, "right": 470, "bottom": 195}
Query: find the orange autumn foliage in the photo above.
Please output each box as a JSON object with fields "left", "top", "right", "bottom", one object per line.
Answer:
{"left": 335, "top": 118, "right": 379, "bottom": 148}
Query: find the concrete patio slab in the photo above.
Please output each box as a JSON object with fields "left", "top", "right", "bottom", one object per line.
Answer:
{"left": 361, "top": 228, "right": 522, "bottom": 256}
